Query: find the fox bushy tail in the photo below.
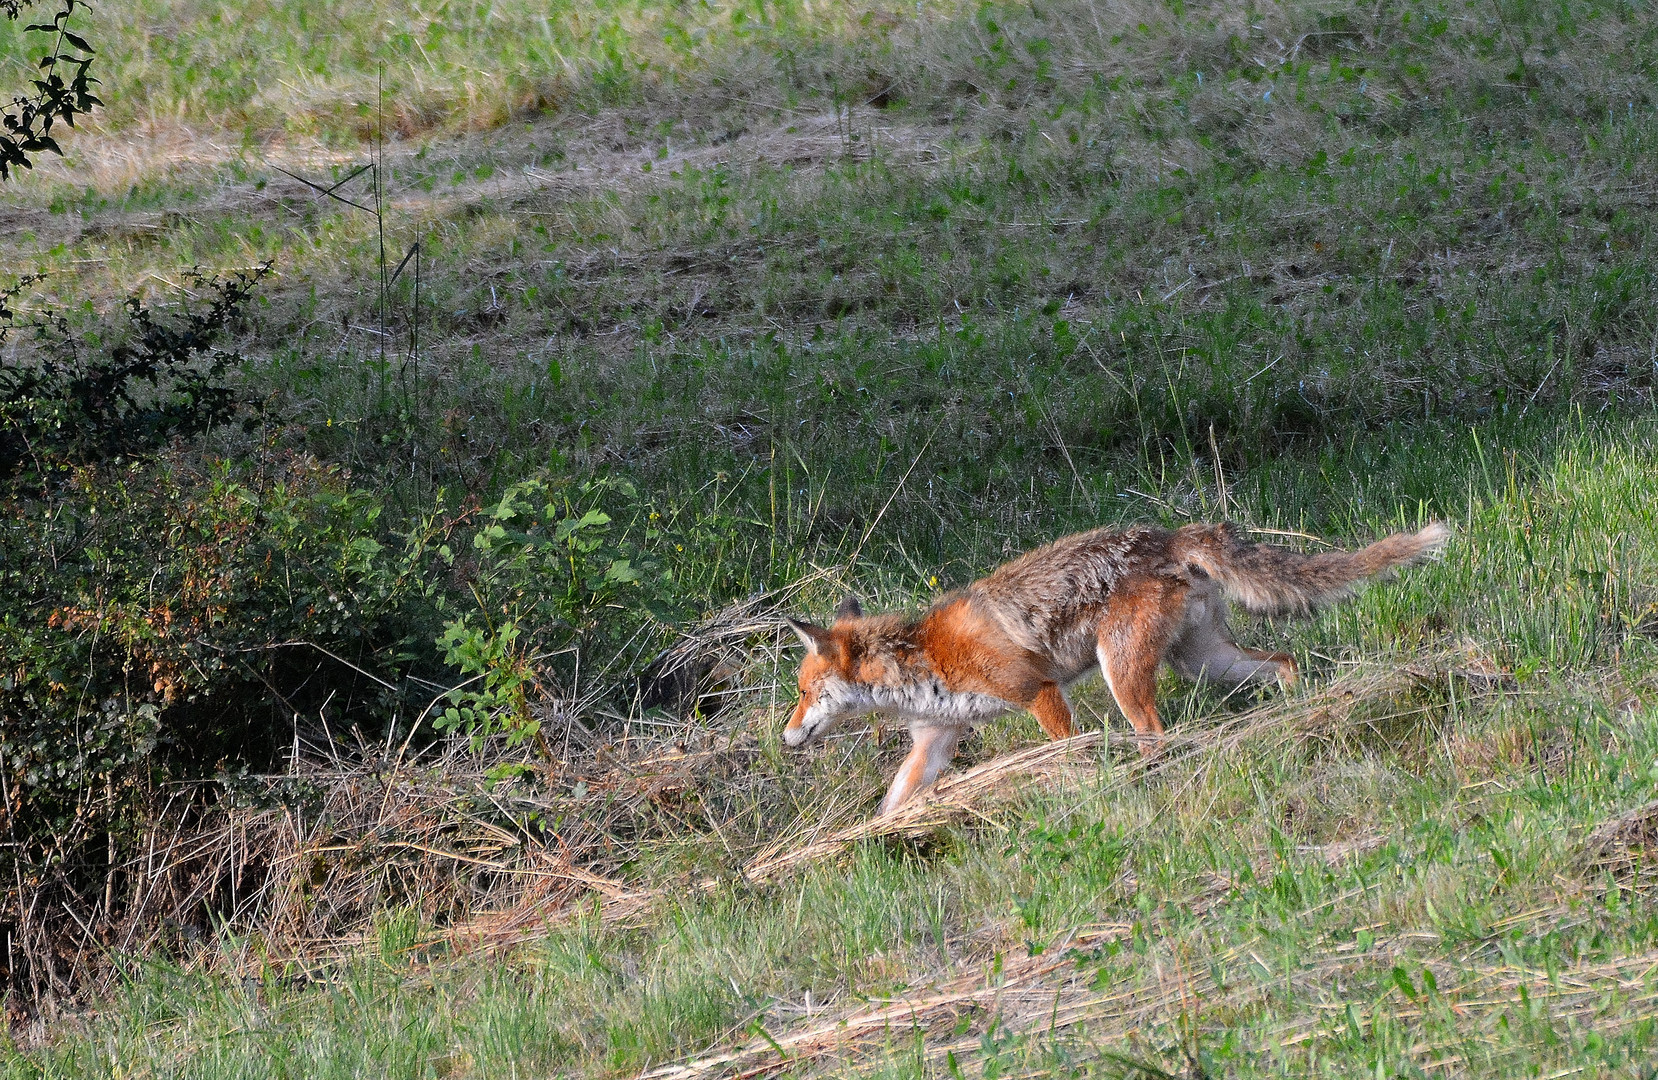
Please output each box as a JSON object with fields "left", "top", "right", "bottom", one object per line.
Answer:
{"left": 1182, "top": 522, "right": 1451, "bottom": 616}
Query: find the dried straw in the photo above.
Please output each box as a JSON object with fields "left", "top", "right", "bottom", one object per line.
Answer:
{"left": 641, "top": 913, "right": 1658, "bottom": 1080}
{"left": 742, "top": 732, "right": 1107, "bottom": 884}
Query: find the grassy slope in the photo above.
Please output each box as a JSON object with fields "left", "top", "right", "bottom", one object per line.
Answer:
{"left": 6, "top": 0, "right": 1658, "bottom": 1076}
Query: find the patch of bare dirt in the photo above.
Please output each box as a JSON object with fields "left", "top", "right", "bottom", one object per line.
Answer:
{"left": 1, "top": 111, "right": 957, "bottom": 259}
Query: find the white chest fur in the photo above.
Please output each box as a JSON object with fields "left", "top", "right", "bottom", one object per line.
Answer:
{"left": 869, "top": 678, "right": 1013, "bottom": 727}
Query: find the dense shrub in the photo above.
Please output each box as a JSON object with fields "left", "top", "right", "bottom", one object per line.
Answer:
{"left": 0, "top": 449, "right": 440, "bottom": 991}
{"left": 0, "top": 450, "right": 700, "bottom": 989}
{"left": 0, "top": 268, "right": 265, "bottom": 480}
{"left": 0, "top": 275, "right": 696, "bottom": 1000}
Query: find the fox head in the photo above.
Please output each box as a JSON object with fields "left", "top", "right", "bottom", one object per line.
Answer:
{"left": 781, "top": 595, "right": 873, "bottom": 748}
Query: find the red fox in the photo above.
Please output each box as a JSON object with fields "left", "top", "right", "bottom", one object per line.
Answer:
{"left": 783, "top": 521, "right": 1449, "bottom": 815}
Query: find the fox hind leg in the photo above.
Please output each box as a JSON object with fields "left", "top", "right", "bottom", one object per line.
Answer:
{"left": 1097, "top": 579, "right": 1186, "bottom": 757}
{"left": 1168, "top": 592, "right": 1297, "bottom": 688}
{"left": 878, "top": 725, "right": 965, "bottom": 815}
{"left": 1099, "top": 583, "right": 1297, "bottom": 760}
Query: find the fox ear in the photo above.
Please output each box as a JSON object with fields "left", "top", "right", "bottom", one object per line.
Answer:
{"left": 835, "top": 594, "right": 863, "bottom": 621}
{"left": 783, "top": 616, "right": 832, "bottom": 655}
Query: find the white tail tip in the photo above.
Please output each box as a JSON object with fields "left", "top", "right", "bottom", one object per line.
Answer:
{"left": 1416, "top": 521, "right": 1452, "bottom": 554}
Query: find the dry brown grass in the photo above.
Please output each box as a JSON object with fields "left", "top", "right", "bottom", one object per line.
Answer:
{"left": 100, "top": 732, "right": 733, "bottom": 976}
{"left": 1581, "top": 798, "right": 1658, "bottom": 900}
{"left": 71, "top": 634, "right": 1513, "bottom": 990}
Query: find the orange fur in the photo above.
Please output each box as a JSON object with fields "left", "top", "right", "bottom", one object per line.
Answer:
{"left": 783, "top": 520, "right": 1449, "bottom": 814}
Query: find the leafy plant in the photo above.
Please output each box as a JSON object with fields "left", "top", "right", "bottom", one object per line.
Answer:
{"left": 0, "top": 0, "right": 100, "bottom": 180}
{"left": 437, "top": 475, "right": 680, "bottom": 749}
{"left": 0, "top": 266, "right": 268, "bottom": 481}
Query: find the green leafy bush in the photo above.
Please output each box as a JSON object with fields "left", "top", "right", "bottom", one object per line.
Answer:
{"left": 0, "top": 270, "right": 709, "bottom": 997}
{"left": 0, "top": 270, "right": 461, "bottom": 991}
{"left": 0, "top": 267, "right": 266, "bottom": 480}
{"left": 0, "top": 451, "right": 693, "bottom": 995}
{"left": 437, "top": 475, "right": 682, "bottom": 748}
{"left": 0, "top": 451, "right": 455, "bottom": 955}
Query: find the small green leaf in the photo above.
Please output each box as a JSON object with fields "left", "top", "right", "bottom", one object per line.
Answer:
{"left": 1391, "top": 965, "right": 1418, "bottom": 1002}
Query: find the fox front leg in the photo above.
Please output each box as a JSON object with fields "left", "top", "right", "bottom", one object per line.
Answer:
{"left": 1023, "top": 682, "right": 1076, "bottom": 739}
{"left": 878, "top": 726, "right": 964, "bottom": 815}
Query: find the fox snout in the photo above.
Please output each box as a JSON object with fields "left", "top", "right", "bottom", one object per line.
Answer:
{"left": 783, "top": 681, "right": 869, "bottom": 748}
{"left": 785, "top": 683, "right": 851, "bottom": 747}
{"left": 783, "top": 696, "right": 818, "bottom": 748}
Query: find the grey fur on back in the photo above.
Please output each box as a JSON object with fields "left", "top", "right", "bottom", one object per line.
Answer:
{"left": 965, "top": 525, "right": 1177, "bottom": 670}
{"left": 961, "top": 521, "right": 1449, "bottom": 663}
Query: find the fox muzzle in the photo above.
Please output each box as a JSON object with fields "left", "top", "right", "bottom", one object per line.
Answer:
{"left": 783, "top": 699, "right": 827, "bottom": 747}
{"left": 784, "top": 676, "right": 871, "bottom": 749}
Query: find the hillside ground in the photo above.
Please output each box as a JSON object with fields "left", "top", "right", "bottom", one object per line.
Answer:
{"left": 3, "top": 1, "right": 1658, "bottom": 1076}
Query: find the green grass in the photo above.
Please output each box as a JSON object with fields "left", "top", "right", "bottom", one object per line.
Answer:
{"left": 8, "top": 0, "right": 1658, "bottom": 527}
{"left": 0, "top": 0, "right": 791, "bottom": 138}
{"left": 12, "top": 416, "right": 1658, "bottom": 1078}
{"left": 7, "top": 0, "right": 1658, "bottom": 1076}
